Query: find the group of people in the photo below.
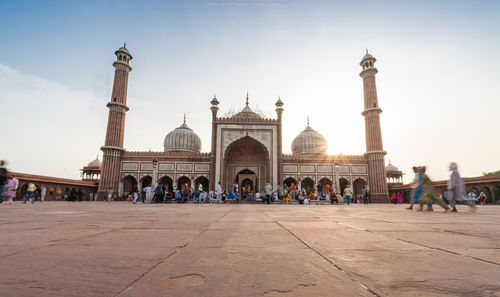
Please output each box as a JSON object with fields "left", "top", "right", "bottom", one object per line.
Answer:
{"left": 407, "top": 162, "right": 475, "bottom": 212}
{"left": 0, "top": 161, "right": 18, "bottom": 205}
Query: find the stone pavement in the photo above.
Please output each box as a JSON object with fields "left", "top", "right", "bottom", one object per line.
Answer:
{"left": 0, "top": 202, "right": 499, "bottom": 297}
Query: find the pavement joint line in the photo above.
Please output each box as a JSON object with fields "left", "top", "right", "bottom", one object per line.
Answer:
{"left": 339, "top": 217, "right": 500, "bottom": 267}
{"left": 0, "top": 225, "right": 141, "bottom": 259}
{"left": 113, "top": 208, "right": 234, "bottom": 297}
{"left": 260, "top": 211, "right": 381, "bottom": 297}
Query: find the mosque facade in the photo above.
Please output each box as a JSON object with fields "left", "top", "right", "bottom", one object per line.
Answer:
{"left": 96, "top": 46, "right": 391, "bottom": 202}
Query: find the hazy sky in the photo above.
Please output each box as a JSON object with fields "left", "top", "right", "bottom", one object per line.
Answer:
{"left": 1, "top": 0, "right": 499, "bottom": 183}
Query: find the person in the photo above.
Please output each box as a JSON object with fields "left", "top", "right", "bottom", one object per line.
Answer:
{"left": 77, "top": 188, "right": 83, "bottom": 202}
{"left": 396, "top": 192, "right": 403, "bottom": 204}
{"left": 107, "top": 189, "right": 113, "bottom": 202}
{"left": 3, "top": 173, "right": 18, "bottom": 205}
{"left": 290, "top": 183, "right": 296, "bottom": 200}
{"left": 304, "top": 196, "right": 310, "bottom": 204}
{"left": 0, "top": 161, "right": 8, "bottom": 204}
{"left": 479, "top": 191, "right": 487, "bottom": 206}
{"left": 132, "top": 186, "right": 139, "bottom": 204}
{"left": 325, "top": 183, "right": 331, "bottom": 202}
{"left": 417, "top": 167, "right": 449, "bottom": 211}
{"left": 331, "top": 193, "right": 338, "bottom": 204}
{"left": 447, "top": 162, "right": 474, "bottom": 212}
{"left": 284, "top": 191, "right": 291, "bottom": 204}
{"left": 198, "top": 183, "right": 204, "bottom": 193}
{"left": 277, "top": 183, "right": 283, "bottom": 200}
{"left": 228, "top": 191, "right": 234, "bottom": 200}
{"left": 316, "top": 183, "right": 322, "bottom": 200}
{"left": 391, "top": 192, "right": 397, "bottom": 204}
{"left": 40, "top": 186, "right": 46, "bottom": 202}
{"left": 467, "top": 191, "right": 477, "bottom": 205}
{"left": 216, "top": 182, "right": 222, "bottom": 202}
{"left": 265, "top": 182, "right": 272, "bottom": 204}
{"left": 234, "top": 182, "right": 238, "bottom": 198}
{"left": 143, "top": 185, "right": 152, "bottom": 203}
{"left": 24, "top": 182, "right": 36, "bottom": 204}
{"left": 442, "top": 190, "right": 449, "bottom": 205}
{"left": 407, "top": 166, "right": 424, "bottom": 210}
{"left": 89, "top": 192, "right": 94, "bottom": 202}
{"left": 361, "top": 186, "right": 368, "bottom": 204}
{"left": 175, "top": 190, "right": 182, "bottom": 203}
{"left": 344, "top": 186, "right": 353, "bottom": 205}
{"left": 154, "top": 184, "right": 163, "bottom": 203}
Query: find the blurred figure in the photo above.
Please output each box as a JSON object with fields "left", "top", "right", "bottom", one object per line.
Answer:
{"left": 0, "top": 160, "right": 8, "bottom": 204}
{"left": 417, "top": 166, "right": 449, "bottom": 211}
{"left": 479, "top": 191, "right": 487, "bottom": 206}
{"left": 24, "top": 182, "right": 36, "bottom": 204}
{"left": 396, "top": 192, "right": 403, "bottom": 204}
{"left": 344, "top": 186, "right": 353, "bottom": 205}
{"left": 448, "top": 162, "right": 474, "bottom": 212}
{"left": 407, "top": 166, "right": 423, "bottom": 210}
{"left": 4, "top": 173, "right": 18, "bottom": 205}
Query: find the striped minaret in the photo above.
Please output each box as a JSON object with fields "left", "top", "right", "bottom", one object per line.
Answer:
{"left": 360, "top": 51, "right": 389, "bottom": 202}
{"left": 98, "top": 44, "right": 132, "bottom": 199}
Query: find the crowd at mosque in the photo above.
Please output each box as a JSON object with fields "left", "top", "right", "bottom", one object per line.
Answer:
{"left": 115, "top": 180, "right": 374, "bottom": 205}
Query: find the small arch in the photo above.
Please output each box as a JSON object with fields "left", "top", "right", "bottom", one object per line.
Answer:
{"left": 195, "top": 176, "right": 209, "bottom": 191}
{"left": 159, "top": 175, "right": 173, "bottom": 192}
{"left": 122, "top": 175, "right": 138, "bottom": 194}
{"left": 140, "top": 175, "right": 152, "bottom": 188}
{"left": 118, "top": 55, "right": 122, "bottom": 61}
{"left": 177, "top": 176, "right": 191, "bottom": 192}
{"left": 300, "top": 177, "right": 315, "bottom": 193}
{"left": 283, "top": 177, "right": 298, "bottom": 188}
{"left": 339, "top": 178, "right": 350, "bottom": 195}
{"left": 318, "top": 177, "right": 333, "bottom": 193}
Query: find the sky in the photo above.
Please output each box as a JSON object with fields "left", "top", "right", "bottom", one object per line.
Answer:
{"left": 1, "top": 0, "right": 499, "bottom": 183}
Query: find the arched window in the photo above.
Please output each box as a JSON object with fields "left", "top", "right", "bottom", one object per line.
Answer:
{"left": 118, "top": 55, "right": 122, "bottom": 61}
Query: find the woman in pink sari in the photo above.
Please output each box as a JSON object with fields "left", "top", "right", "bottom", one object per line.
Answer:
{"left": 396, "top": 192, "right": 403, "bottom": 204}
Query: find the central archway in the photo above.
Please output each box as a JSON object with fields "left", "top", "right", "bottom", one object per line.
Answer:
{"left": 223, "top": 136, "right": 269, "bottom": 193}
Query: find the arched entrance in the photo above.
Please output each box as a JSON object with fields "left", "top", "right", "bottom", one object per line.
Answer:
{"left": 494, "top": 186, "right": 500, "bottom": 204}
{"left": 195, "top": 176, "right": 209, "bottom": 191}
{"left": 339, "top": 178, "right": 349, "bottom": 195}
{"left": 236, "top": 169, "right": 257, "bottom": 196}
{"left": 283, "top": 177, "right": 298, "bottom": 188}
{"left": 353, "top": 178, "right": 367, "bottom": 198}
{"left": 223, "top": 136, "right": 269, "bottom": 193}
{"left": 122, "top": 175, "right": 137, "bottom": 194}
{"left": 300, "top": 177, "right": 314, "bottom": 193}
{"left": 159, "top": 175, "right": 173, "bottom": 192}
{"left": 318, "top": 177, "right": 333, "bottom": 193}
{"left": 141, "top": 176, "right": 152, "bottom": 188}
{"left": 177, "top": 176, "right": 191, "bottom": 192}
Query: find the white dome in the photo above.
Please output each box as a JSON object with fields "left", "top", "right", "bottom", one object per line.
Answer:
{"left": 291, "top": 120, "right": 328, "bottom": 154}
{"left": 87, "top": 157, "right": 101, "bottom": 168}
{"left": 386, "top": 161, "right": 399, "bottom": 172}
{"left": 163, "top": 118, "right": 201, "bottom": 153}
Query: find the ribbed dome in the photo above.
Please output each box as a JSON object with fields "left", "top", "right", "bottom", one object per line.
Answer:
{"left": 163, "top": 117, "right": 201, "bottom": 153}
{"left": 87, "top": 156, "right": 102, "bottom": 168}
{"left": 291, "top": 120, "right": 328, "bottom": 154}
{"left": 386, "top": 161, "right": 399, "bottom": 172}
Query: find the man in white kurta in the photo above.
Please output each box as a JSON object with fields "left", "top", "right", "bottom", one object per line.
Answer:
{"left": 216, "top": 182, "right": 222, "bottom": 202}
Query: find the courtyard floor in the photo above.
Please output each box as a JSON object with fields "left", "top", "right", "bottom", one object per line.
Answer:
{"left": 0, "top": 202, "right": 499, "bottom": 297}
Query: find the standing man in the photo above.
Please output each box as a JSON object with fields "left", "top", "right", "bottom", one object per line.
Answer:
{"left": 265, "top": 182, "right": 272, "bottom": 204}
{"left": 107, "top": 189, "right": 113, "bottom": 202}
{"left": 89, "top": 192, "right": 94, "bottom": 202}
{"left": 40, "top": 186, "right": 47, "bottom": 202}
{"left": 407, "top": 167, "right": 424, "bottom": 210}
{"left": 344, "top": 186, "right": 353, "bottom": 205}
{"left": 143, "top": 185, "right": 152, "bottom": 203}
{"left": 25, "top": 182, "right": 36, "bottom": 204}
{"left": 216, "top": 182, "right": 222, "bottom": 202}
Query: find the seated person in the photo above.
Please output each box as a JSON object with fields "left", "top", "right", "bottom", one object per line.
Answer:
{"left": 174, "top": 190, "right": 182, "bottom": 203}
{"left": 228, "top": 191, "right": 234, "bottom": 199}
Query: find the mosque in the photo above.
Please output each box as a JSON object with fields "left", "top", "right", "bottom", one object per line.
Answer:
{"left": 93, "top": 45, "right": 398, "bottom": 202}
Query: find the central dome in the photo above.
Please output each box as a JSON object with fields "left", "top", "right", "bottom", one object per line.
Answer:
{"left": 291, "top": 119, "right": 328, "bottom": 154}
{"left": 163, "top": 116, "right": 201, "bottom": 153}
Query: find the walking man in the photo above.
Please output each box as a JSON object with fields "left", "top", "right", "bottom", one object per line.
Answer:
{"left": 265, "top": 182, "right": 272, "bottom": 204}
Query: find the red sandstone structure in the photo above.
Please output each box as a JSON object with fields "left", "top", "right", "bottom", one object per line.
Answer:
{"left": 93, "top": 45, "right": 391, "bottom": 201}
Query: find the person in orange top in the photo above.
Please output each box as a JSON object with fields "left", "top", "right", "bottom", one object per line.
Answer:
{"left": 325, "top": 184, "right": 331, "bottom": 201}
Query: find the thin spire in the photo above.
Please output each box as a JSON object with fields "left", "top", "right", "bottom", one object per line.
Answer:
{"left": 245, "top": 92, "right": 249, "bottom": 106}
{"left": 307, "top": 116, "right": 310, "bottom": 126}
{"left": 366, "top": 48, "right": 368, "bottom": 54}
{"left": 124, "top": 41, "right": 127, "bottom": 48}
{"left": 183, "top": 113, "right": 186, "bottom": 124}
{"left": 213, "top": 94, "right": 217, "bottom": 99}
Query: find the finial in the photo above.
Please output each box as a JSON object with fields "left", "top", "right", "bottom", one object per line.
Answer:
{"left": 366, "top": 48, "right": 368, "bottom": 54}
{"left": 246, "top": 92, "right": 249, "bottom": 106}
{"left": 124, "top": 41, "right": 127, "bottom": 48}
{"left": 278, "top": 95, "right": 280, "bottom": 100}
{"left": 213, "top": 94, "right": 217, "bottom": 99}
{"left": 183, "top": 113, "right": 186, "bottom": 124}
{"left": 307, "top": 116, "right": 310, "bottom": 126}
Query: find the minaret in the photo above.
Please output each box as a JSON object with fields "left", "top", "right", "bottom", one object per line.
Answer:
{"left": 360, "top": 50, "right": 389, "bottom": 202}
{"left": 209, "top": 95, "right": 219, "bottom": 191}
{"left": 275, "top": 96, "right": 284, "bottom": 186}
{"left": 98, "top": 44, "right": 132, "bottom": 199}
